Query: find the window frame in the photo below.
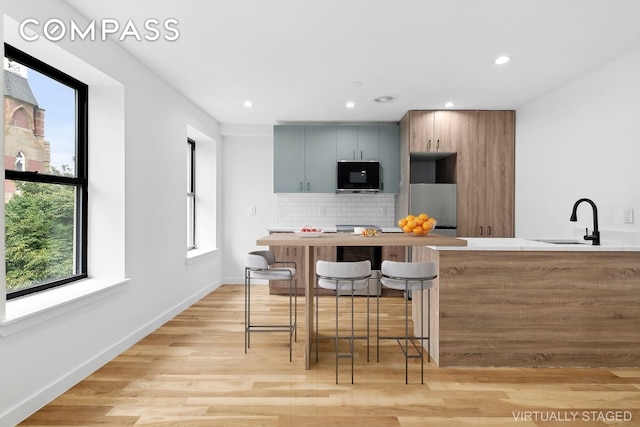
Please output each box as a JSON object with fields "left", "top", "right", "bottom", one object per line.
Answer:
{"left": 4, "top": 43, "right": 88, "bottom": 300}
{"left": 187, "top": 137, "right": 196, "bottom": 250}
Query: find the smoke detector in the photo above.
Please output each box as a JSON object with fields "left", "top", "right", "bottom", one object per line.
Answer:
{"left": 373, "top": 94, "right": 397, "bottom": 103}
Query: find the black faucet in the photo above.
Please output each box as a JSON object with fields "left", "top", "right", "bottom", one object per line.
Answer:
{"left": 570, "top": 198, "right": 600, "bottom": 245}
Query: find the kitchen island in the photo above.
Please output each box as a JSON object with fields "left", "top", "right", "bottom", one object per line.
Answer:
{"left": 256, "top": 231, "right": 467, "bottom": 369}
{"left": 413, "top": 238, "right": 640, "bottom": 368}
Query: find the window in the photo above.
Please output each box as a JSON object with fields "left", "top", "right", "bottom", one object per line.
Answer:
{"left": 15, "top": 151, "right": 25, "bottom": 171}
{"left": 187, "top": 138, "right": 196, "bottom": 250}
{"left": 4, "top": 44, "right": 88, "bottom": 299}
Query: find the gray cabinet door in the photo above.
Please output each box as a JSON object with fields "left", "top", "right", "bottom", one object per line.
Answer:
{"left": 378, "top": 124, "right": 400, "bottom": 193}
{"left": 304, "top": 125, "right": 337, "bottom": 193}
{"left": 336, "top": 125, "right": 378, "bottom": 160}
{"left": 336, "top": 125, "right": 358, "bottom": 160}
{"left": 274, "top": 125, "right": 305, "bottom": 192}
{"left": 357, "top": 125, "right": 379, "bottom": 161}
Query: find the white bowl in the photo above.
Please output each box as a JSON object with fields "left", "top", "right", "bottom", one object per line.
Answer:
{"left": 294, "top": 230, "right": 324, "bottom": 238}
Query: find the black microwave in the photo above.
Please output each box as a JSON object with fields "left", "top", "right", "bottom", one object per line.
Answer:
{"left": 336, "top": 161, "right": 381, "bottom": 193}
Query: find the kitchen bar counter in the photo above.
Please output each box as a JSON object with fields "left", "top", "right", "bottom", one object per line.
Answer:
{"left": 259, "top": 231, "right": 467, "bottom": 248}
{"left": 256, "top": 231, "right": 466, "bottom": 369}
{"left": 412, "top": 240, "right": 640, "bottom": 368}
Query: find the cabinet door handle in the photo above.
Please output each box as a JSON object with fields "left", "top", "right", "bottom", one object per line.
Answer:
{"left": 286, "top": 247, "right": 289, "bottom": 257}
{"left": 300, "top": 182, "right": 303, "bottom": 191}
{"left": 436, "top": 139, "right": 440, "bottom": 151}
{"left": 293, "top": 247, "right": 297, "bottom": 256}
{"left": 488, "top": 226, "right": 492, "bottom": 236}
{"left": 427, "top": 140, "right": 431, "bottom": 151}
{"left": 480, "top": 226, "right": 483, "bottom": 236}
{"left": 353, "top": 150, "right": 356, "bottom": 160}
{"left": 360, "top": 150, "right": 363, "bottom": 160}
{"left": 307, "top": 182, "right": 310, "bottom": 191}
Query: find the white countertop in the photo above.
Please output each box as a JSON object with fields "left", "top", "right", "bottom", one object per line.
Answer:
{"left": 427, "top": 237, "right": 640, "bottom": 252}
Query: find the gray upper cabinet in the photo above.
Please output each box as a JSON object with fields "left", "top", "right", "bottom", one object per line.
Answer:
{"left": 304, "top": 125, "right": 337, "bottom": 193}
{"left": 274, "top": 124, "right": 399, "bottom": 194}
{"left": 378, "top": 124, "right": 400, "bottom": 193}
{"left": 274, "top": 125, "right": 305, "bottom": 193}
{"left": 273, "top": 125, "right": 336, "bottom": 193}
{"left": 336, "top": 125, "right": 379, "bottom": 160}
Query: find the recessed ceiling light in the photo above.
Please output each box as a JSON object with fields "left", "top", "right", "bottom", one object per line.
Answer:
{"left": 243, "top": 100, "right": 253, "bottom": 107}
{"left": 346, "top": 101, "right": 356, "bottom": 109}
{"left": 373, "top": 95, "right": 396, "bottom": 103}
{"left": 494, "top": 55, "right": 510, "bottom": 65}
{"left": 444, "top": 102, "right": 454, "bottom": 108}
{"left": 352, "top": 81, "right": 363, "bottom": 86}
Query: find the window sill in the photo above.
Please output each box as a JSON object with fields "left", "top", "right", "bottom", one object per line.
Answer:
{"left": 1, "top": 277, "right": 130, "bottom": 338}
{"left": 186, "top": 247, "right": 218, "bottom": 264}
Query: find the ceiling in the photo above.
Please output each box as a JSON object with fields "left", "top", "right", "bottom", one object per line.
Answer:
{"left": 62, "top": 0, "right": 640, "bottom": 125}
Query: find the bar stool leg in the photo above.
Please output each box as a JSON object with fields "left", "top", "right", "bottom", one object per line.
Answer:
{"left": 376, "top": 288, "right": 380, "bottom": 363}
{"left": 351, "top": 285, "right": 355, "bottom": 384}
{"left": 245, "top": 268, "right": 250, "bottom": 353}
{"left": 405, "top": 285, "right": 409, "bottom": 385}
{"left": 315, "top": 277, "right": 319, "bottom": 363}
{"left": 335, "top": 286, "right": 340, "bottom": 384}
{"left": 289, "top": 275, "right": 293, "bottom": 362}
{"left": 420, "top": 287, "right": 424, "bottom": 384}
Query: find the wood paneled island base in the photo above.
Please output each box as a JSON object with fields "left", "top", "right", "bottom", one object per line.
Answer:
{"left": 414, "top": 247, "right": 640, "bottom": 368}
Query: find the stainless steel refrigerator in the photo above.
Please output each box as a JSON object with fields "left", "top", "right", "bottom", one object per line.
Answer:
{"left": 409, "top": 183, "right": 457, "bottom": 236}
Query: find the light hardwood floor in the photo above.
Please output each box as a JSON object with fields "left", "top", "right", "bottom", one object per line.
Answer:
{"left": 20, "top": 285, "right": 640, "bottom": 426}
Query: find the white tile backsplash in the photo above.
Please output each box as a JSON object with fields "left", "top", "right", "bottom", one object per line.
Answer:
{"left": 277, "top": 193, "right": 396, "bottom": 227}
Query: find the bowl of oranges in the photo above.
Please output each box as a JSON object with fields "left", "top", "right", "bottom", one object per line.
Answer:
{"left": 398, "top": 213, "right": 437, "bottom": 236}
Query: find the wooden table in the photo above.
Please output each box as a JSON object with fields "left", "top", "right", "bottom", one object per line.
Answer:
{"left": 256, "top": 232, "right": 467, "bottom": 369}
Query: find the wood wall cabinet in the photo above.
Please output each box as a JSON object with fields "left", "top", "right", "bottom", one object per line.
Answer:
{"left": 408, "top": 110, "right": 462, "bottom": 153}
{"left": 400, "top": 110, "right": 515, "bottom": 238}
{"left": 456, "top": 111, "right": 515, "bottom": 237}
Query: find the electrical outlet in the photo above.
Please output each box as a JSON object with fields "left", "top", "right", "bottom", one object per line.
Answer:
{"left": 249, "top": 206, "right": 256, "bottom": 215}
{"left": 623, "top": 208, "right": 634, "bottom": 224}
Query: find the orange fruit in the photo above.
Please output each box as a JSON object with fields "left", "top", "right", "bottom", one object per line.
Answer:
{"left": 406, "top": 215, "right": 415, "bottom": 221}
{"left": 407, "top": 220, "right": 417, "bottom": 230}
{"left": 402, "top": 224, "right": 413, "bottom": 233}
{"left": 419, "top": 213, "right": 429, "bottom": 220}
{"left": 398, "top": 218, "right": 407, "bottom": 227}
{"left": 414, "top": 217, "right": 424, "bottom": 226}
{"left": 422, "top": 222, "right": 433, "bottom": 232}
{"left": 413, "top": 227, "right": 424, "bottom": 235}
{"left": 427, "top": 217, "right": 437, "bottom": 225}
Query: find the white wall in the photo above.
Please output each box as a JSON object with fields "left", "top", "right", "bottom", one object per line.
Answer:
{"left": 221, "top": 125, "right": 277, "bottom": 284}
{"left": 0, "top": 2, "right": 224, "bottom": 424}
{"left": 516, "top": 47, "right": 640, "bottom": 243}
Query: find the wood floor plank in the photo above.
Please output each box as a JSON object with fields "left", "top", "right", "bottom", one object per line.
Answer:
{"left": 19, "top": 285, "right": 640, "bottom": 426}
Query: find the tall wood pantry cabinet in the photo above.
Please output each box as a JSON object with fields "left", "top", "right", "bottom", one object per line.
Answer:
{"left": 400, "top": 110, "right": 515, "bottom": 238}
{"left": 455, "top": 111, "right": 515, "bottom": 237}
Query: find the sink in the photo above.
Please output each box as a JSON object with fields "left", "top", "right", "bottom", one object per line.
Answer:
{"left": 530, "top": 239, "right": 586, "bottom": 245}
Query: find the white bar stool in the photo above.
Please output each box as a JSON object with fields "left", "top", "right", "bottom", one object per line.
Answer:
{"left": 377, "top": 260, "right": 437, "bottom": 384}
{"left": 315, "top": 260, "right": 371, "bottom": 384}
{"left": 245, "top": 250, "right": 297, "bottom": 361}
